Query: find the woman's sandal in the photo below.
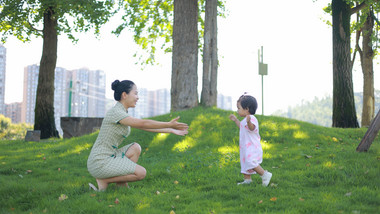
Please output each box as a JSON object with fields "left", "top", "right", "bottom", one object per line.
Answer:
{"left": 89, "top": 183, "right": 99, "bottom": 191}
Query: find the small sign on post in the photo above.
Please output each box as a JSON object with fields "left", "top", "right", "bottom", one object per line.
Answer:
{"left": 259, "top": 62, "right": 268, "bottom": 76}
{"left": 258, "top": 46, "right": 268, "bottom": 115}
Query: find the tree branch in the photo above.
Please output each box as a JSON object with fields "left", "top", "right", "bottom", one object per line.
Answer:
{"left": 372, "top": 12, "right": 380, "bottom": 26}
{"left": 27, "top": 20, "right": 43, "bottom": 33}
{"left": 351, "top": 2, "right": 367, "bottom": 15}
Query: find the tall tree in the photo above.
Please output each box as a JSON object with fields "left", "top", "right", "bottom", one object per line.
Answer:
{"left": 200, "top": 0, "right": 218, "bottom": 107}
{"left": 332, "top": 0, "right": 360, "bottom": 128}
{"left": 0, "top": 0, "right": 114, "bottom": 139}
{"left": 171, "top": 0, "right": 199, "bottom": 111}
{"left": 358, "top": 8, "right": 375, "bottom": 127}
{"left": 114, "top": 0, "right": 225, "bottom": 111}
{"left": 353, "top": 2, "right": 380, "bottom": 127}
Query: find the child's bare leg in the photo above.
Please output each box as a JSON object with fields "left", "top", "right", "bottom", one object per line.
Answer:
{"left": 243, "top": 173, "right": 252, "bottom": 180}
{"left": 253, "top": 165, "right": 265, "bottom": 176}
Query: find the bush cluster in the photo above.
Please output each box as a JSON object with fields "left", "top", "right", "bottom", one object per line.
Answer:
{"left": 0, "top": 114, "right": 32, "bottom": 140}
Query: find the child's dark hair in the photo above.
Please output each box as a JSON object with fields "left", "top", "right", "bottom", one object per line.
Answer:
{"left": 238, "top": 93, "right": 258, "bottom": 115}
{"left": 111, "top": 80, "right": 135, "bottom": 101}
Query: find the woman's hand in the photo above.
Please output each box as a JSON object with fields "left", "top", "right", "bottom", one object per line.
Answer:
{"left": 169, "top": 116, "right": 189, "bottom": 130}
{"left": 172, "top": 127, "right": 189, "bottom": 136}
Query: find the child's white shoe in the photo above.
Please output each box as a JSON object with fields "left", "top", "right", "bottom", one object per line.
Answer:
{"left": 261, "top": 171, "right": 272, "bottom": 187}
{"left": 237, "top": 179, "right": 252, "bottom": 185}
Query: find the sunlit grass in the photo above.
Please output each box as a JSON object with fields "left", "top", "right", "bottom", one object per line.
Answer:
{"left": 293, "top": 130, "right": 309, "bottom": 139}
{"left": 0, "top": 107, "right": 379, "bottom": 213}
{"left": 172, "top": 137, "right": 196, "bottom": 152}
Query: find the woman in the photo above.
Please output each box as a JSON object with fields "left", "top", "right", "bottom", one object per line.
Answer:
{"left": 87, "top": 80, "right": 189, "bottom": 191}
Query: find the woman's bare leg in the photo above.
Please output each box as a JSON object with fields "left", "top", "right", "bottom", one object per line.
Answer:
{"left": 96, "top": 165, "right": 146, "bottom": 190}
{"left": 115, "top": 143, "right": 142, "bottom": 188}
{"left": 125, "top": 143, "right": 141, "bottom": 163}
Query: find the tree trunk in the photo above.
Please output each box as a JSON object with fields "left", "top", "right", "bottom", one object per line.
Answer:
{"left": 360, "top": 10, "right": 375, "bottom": 127}
{"left": 34, "top": 6, "right": 59, "bottom": 139}
{"left": 200, "top": 0, "right": 218, "bottom": 107}
{"left": 171, "top": 0, "right": 199, "bottom": 111}
{"left": 356, "top": 109, "right": 380, "bottom": 152}
{"left": 332, "top": 0, "right": 359, "bottom": 128}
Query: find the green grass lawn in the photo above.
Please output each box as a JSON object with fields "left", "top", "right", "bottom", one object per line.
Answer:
{"left": 1, "top": 107, "right": 379, "bottom": 213}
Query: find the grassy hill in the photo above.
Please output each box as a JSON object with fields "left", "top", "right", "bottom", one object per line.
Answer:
{"left": 0, "top": 107, "right": 379, "bottom": 213}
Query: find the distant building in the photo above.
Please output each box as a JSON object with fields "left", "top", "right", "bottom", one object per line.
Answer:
{"left": 217, "top": 94, "right": 232, "bottom": 110}
{"left": 21, "top": 64, "right": 39, "bottom": 124}
{"left": 68, "top": 68, "right": 106, "bottom": 118}
{"left": 5, "top": 102, "right": 21, "bottom": 123}
{"left": 149, "top": 89, "right": 171, "bottom": 116}
{"left": 125, "top": 89, "right": 231, "bottom": 119}
{"left": 21, "top": 65, "right": 106, "bottom": 135}
{"left": 125, "top": 88, "right": 170, "bottom": 119}
{"left": 0, "top": 45, "right": 5, "bottom": 115}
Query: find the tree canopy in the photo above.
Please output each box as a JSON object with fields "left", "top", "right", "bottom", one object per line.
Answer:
{"left": 113, "top": 0, "right": 226, "bottom": 65}
{"left": 0, "top": 0, "right": 115, "bottom": 43}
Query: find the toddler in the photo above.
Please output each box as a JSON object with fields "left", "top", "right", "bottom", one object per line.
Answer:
{"left": 229, "top": 93, "right": 272, "bottom": 186}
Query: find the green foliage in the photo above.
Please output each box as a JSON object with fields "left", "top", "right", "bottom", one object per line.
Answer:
{"left": 0, "top": 0, "right": 115, "bottom": 43}
{"left": 273, "top": 91, "right": 380, "bottom": 127}
{"left": 0, "top": 107, "right": 379, "bottom": 213}
{"left": 322, "top": 0, "right": 380, "bottom": 54}
{"left": 114, "top": 0, "right": 226, "bottom": 66}
{"left": 0, "top": 114, "right": 32, "bottom": 140}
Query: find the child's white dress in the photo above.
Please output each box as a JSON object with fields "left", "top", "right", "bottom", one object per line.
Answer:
{"left": 239, "top": 115, "right": 263, "bottom": 174}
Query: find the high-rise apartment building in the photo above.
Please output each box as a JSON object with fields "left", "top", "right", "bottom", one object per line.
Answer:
{"left": 68, "top": 68, "right": 106, "bottom": 118}
{"left": 217, "top": 94, "right": 232, "bottom": 111}
{"left": 149, "top": 89, "right": 170, "bottom": 117}
{"left": 22, "top": 65, "right": 106, "bottom": 135}
{"left": 21, "top": 64, "right": 39, "bottom": 124}
{"left": 0, "top": 45, "right": 6, "bottom": 115}
{"left": 5, "top": 102, "right": 22, "bottom": 123}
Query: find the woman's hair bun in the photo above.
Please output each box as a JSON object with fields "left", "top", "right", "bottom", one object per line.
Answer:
{"left": 111, "top": 80, "right": 120, "bottom": 91}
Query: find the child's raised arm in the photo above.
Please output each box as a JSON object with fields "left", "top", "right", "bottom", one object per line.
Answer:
{"left": 229, "top": 114, "right": 240, "bottom": 127}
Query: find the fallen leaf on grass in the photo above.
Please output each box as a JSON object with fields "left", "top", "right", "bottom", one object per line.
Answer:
{"left": 156, "top": 191, "right": 161, "bottom": 195}
{"left": 299, "top": 198, "right": 305, "bottom": 201}
{"left": 270, "top": 197, "right": 277, "bottom": 202}
{"left": 175, "top": 195, "right": 180, "bottom": 199}
{"left": 304, "top": 155, "right": 312, "bottom": 159}
{"left": 258, "top": 200, "right": 263, "bottom": 204}
{"left": 270, "top": 183, "right": 278, "bottom": 188}
{"left": 345, "top": 192, "right": 352, "bottom": 197}
{"left": 90, "top": 194, "right": 96, "bottom": 197}
{"left": 174, "top": 180, "right": 179, "bottom": 184}
{"left": 58, "top": 194, "right": 68, "bottom": 201}
{"left": 26, "top": 170, "right": 32, "bottom": 173}
{"left": 170, "top": 210, "right": 176, "bottom": 214}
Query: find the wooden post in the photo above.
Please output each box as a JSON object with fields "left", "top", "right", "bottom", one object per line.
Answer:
{"left": 356, "top": 110, "right": 380, "bottom": 152}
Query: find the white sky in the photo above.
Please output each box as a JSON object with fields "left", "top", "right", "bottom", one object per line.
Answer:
{"left": 3, "top": 0, "right": 379, "bottom": 115}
